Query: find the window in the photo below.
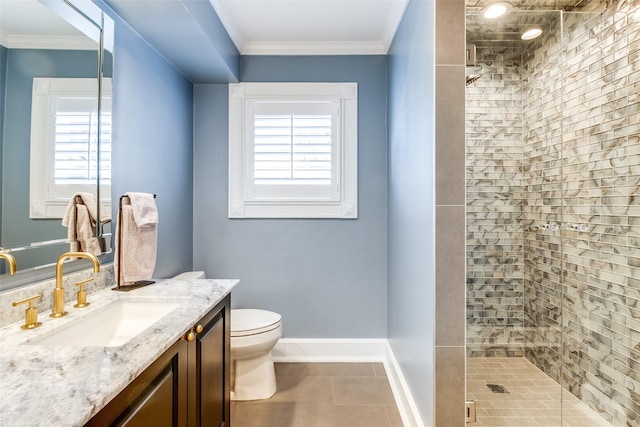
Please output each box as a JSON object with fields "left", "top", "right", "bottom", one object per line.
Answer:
{"left": 29, "top": 78, "right": 112, "bottom": 218}
{"left": 228, "top": 82, "right": 357, "bottom": 218}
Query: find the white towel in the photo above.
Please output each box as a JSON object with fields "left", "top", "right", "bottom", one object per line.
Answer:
{"left": 124, "top": 192, "right": 158, "bottom": 226}
{"left": 61, "top": 193, "right": 112, "bottom": 227}
{"left": 75, "top": 204, "right": 103, "bottom": 255}
{"left": 61, "top": 193, "right": 105, "bottom": 256}
{"left": 115, "top": 193, "right": 158, "bottom": 285}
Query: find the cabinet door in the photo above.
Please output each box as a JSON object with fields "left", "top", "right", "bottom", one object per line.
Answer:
{"left": 86, "top": 339, "right": 188, "bottom": 427}
{"left": 188, "top": 295, "right": 230, "bottom": 427}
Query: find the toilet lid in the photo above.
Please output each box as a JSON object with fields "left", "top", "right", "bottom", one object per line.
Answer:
{"left": 231, "top": 309, "right": 281, "bottom": 336}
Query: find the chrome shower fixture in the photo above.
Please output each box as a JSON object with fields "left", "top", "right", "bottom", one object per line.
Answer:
{"left": 466, "top": 74, "right": 482, "bottom": 86}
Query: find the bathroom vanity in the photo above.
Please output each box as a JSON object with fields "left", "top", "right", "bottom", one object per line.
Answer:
{"left": 0, "top": 277, "right": 237, "bottom": 426}
{"left": 87, "top": 294, "right": 230, "bottom": 426}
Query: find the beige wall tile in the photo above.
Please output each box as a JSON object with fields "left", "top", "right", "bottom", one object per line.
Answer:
{"left": 435, "top": 347, "right": 466, "bottom": 427}
{"left": 436, "top": 66, "right": 466, "bottom": 206}
{"left": 436, "top": 205, "right": 466, "bottom": 346}
{"left": 436, "top": 0, "right": 466, "bottom": 65}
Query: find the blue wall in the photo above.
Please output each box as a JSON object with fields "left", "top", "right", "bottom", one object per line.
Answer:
{"left": 99, "top": 1, "right": 195, "bottom": 278}
{"left": 193, "top": 56, "right": 388, "bottom": 338}
{"left": 387, "top": 0, "right": 436, "bottom": 423}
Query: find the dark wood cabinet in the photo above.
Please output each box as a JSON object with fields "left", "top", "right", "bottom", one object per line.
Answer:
{"left": 86, "top": 339, "right": 188, "bottom": 427}
{"left": 188, "top": 296, "right": 230, "bottom": 427}
{"left": 86, "top": 295, "right": 230, "bottom": 427}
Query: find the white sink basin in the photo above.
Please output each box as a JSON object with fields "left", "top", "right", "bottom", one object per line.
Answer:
{"left": 30, "top": 300, "right": 180, "bottom": 347}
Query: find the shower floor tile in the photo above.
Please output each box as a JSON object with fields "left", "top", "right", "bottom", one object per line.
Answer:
{"left": 467, "top": 357, "right": 612, "bottom": 427}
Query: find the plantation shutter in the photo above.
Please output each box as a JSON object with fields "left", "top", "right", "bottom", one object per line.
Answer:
{"left": 227, "top": 82, "right": 358, "bottom": 218}
{"left": 249, "top": 101, "right": 339, "bottom": 201}
{"left": 49, "top": 96, "right": 112, "bottom": 199}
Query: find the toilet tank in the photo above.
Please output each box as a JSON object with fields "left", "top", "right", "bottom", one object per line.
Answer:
{"left": 172, "top": 271, "right": 206, "bottom": 280}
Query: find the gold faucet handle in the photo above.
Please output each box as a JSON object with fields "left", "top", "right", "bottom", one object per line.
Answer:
{"left": 12, "top": 295, "right": 43, "bottom": 330}
{"left": 74, "top": 278, "right": 93, "bottom": 308}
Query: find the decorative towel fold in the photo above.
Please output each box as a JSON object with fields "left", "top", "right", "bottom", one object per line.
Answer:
{"left": 61, "top": 193, "right": 108, "bottom": 255}
{"left": 124, "top": 192, "right": 158, "bottom": 227}
{"left": 115, "top": 193, "right": 158, "bottom": 285}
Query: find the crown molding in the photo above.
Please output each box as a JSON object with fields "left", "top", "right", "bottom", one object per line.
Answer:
{"left": 0, "top": 33, "right": 97, "bottom": 50}
{"left": 242, "top": 40, "right": 389, "bottom": 56}
{"left": 208, "top": 0, "right": 245, "bottom": 53}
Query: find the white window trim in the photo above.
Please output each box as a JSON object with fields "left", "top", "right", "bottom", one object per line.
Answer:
{"left": 29, "top": 77, "right": 111, "bottom": 219}
{"left": 228, "top": 82, "right": 358, "bottom": 219}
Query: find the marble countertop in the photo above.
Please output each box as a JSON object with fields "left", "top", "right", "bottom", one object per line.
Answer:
{"left": 0, "top": 278, "right": 238, "bottom": 427}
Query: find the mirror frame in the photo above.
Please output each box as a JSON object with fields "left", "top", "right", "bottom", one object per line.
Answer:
{"left": 0, "top": 0, "right": 114, "bottom": 289}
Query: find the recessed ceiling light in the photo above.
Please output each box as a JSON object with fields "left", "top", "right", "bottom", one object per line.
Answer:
{"left": 521, "top": 27, "right": 543, "bottom": 40}
{"left": 480, "top": 1, "right": 513, "bottom": 20}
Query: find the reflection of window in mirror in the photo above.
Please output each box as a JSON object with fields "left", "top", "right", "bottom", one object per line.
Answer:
{"left": 29, "top": 78, "right": 112, "bottom": 219}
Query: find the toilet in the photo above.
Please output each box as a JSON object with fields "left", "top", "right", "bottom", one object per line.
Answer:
{"left": 172, "top": 271, "right": 282, "bottom": 401}
{"left": 230, "top": 308, "right": 282, "bottom": 401}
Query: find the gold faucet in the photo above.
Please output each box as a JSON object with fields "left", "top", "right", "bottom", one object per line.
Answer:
{"left": 0, "top": 250, "right": 16, "bottom": 275}
{"left": 52, "top": 252, "right": 100, "bottom": 318}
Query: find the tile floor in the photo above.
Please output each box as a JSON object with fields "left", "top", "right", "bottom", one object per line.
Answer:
{"left": 231, "top": 362, "right": 403, "bottom": 427}
{"left": 467, "top": 357, "right": 613, "bottom": 427}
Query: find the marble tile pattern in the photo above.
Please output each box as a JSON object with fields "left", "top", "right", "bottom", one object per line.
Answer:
{"left": 521, "top": 12, "right": 565, "bottom": 385}
{"left": 0, "top": 273, "right": 238, "bottom": 426}
{"left": 466, "top": 42, "right": 526, "bottom": 357}
{"left": 467, "top": 11, "right": 565, "bottom": 50}
{"left": 465, "top": 0, "right": 610, "bottom": 11}
{"left": 467, "top": 2, "right": 640, "bottom": 425}
{"left": 558, "top": 7, "right": 640, "bottom": 426}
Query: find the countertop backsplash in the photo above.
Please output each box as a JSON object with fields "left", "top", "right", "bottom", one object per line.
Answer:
{"left": 0, "top": 264, "right": 115, "bottom": 328}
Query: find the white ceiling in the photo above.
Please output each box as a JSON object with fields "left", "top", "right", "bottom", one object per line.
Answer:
{"left": 0, "top": 0, "right": 97, "bottom": 49}
{"left": 210, "top": 0, "right": 409, "bottom": 55}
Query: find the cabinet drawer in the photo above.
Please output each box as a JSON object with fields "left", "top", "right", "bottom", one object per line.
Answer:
{"left": 86, "top": 339, "right": 188, "bottom": 427}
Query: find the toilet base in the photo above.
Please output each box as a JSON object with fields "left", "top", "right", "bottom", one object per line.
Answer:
{"left": 231, "top": 351, "right": 277, "bottom": 401}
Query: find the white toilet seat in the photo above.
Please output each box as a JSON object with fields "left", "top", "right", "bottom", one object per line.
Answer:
{"left": 231, "top": 309, "right": 282, "bottom": 337}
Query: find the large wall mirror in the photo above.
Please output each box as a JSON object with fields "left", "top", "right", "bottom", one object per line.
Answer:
{"left": 0, "top": 0, "right": 113, "bottom": 287}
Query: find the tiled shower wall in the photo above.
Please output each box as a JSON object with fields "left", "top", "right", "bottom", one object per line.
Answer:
{"left": 522, "top": 6, "right": 640, "bottom": 425}
{"left": 467, "top": 3, "right": 640, "bottom": 425}
{"left": 466, "top": 43, "right": 525, "bottom": 357}
{"left": 521, "top": 14, "right": 565, "bottom": 383}
{"left": 561, "top": 7, "right": 638, "bottom": 425}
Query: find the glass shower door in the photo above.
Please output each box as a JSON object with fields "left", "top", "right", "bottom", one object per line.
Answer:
{"left": 560, "top": 8, "right": 639, "bottom": 426}
{"left": 467, "top": 4, "right": 639, "bottom": 425}
{"left": 465, "top": 9, "right": 566, "bottom": 426}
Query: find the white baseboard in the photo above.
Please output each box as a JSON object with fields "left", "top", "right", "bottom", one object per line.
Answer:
{"left": 383, "top": 342, "right": 426, "bottom": 427}
{"left": 272, "top": 338, "right": 387, "bottom": 362}
{"left": 272, "top": 338, "right": 425, "bottom": 427}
